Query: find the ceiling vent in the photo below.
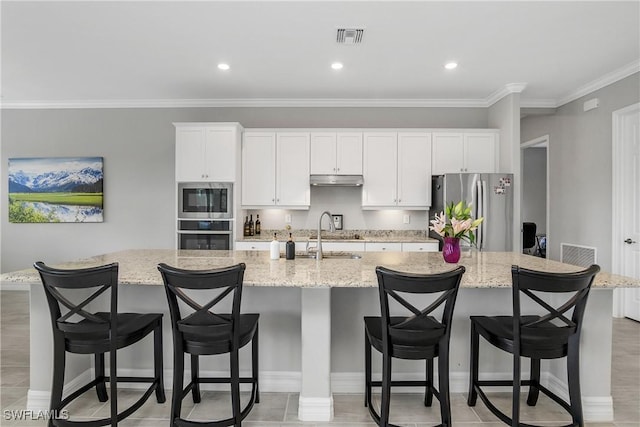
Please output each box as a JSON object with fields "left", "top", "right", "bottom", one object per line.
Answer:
{"left": 336, "top": 28, "right": 364, "bottom": 44}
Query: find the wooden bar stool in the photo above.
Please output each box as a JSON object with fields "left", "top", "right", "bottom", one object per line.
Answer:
{"left": 34, "top": 261, "right": 165, "bottom": 427}
{"left": 364, "top": 265, "right": 465, "bottom": 427}
{"left": 157, "top": 262, "right": 259, "bottom": 427}
{"left": 467, "top": 264, "right": 600, "bottom": 427}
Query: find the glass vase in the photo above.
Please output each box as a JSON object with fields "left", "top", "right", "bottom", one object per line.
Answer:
{"left": 442, "top": 237, "right": 461, "bottom": 263}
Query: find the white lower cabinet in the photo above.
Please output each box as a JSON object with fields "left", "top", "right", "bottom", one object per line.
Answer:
{"left": 235, "top": 241, "right": 304, "bottom": 252}
{"left": 402, "top": 242, "right": 439, "bottom": 252}
{"left": 236, "top": 240, "right": 438, "bottom": 252}
{"left": 365, "top": 242, "right": 402, "bottom": 252}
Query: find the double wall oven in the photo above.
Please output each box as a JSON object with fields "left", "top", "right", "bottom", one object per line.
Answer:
{"left": 177, "top": 183, "right": 233, "bottom": 250}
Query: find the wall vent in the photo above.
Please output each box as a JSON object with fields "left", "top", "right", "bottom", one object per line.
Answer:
{"left": 560, "top": 243, "right": 597, "bottom": 267}
{"left": 336, "top": 28, "right": 364, "bottom": 44}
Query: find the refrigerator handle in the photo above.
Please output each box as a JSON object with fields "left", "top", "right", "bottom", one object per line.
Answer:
{"left": 480, "top": 180, "right": 487, "bottom": 250}
{"left": 476, "top": 180, "right": 483, "bottom": 250}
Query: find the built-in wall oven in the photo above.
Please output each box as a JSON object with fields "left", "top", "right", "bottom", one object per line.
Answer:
{"left": 177, "top": 183, "right": 233, "bottom": 250}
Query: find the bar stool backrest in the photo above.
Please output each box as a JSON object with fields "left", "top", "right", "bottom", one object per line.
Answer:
{"left": 511, "top": 264, "right": 600, "bottom": 343}
{"left": 158, "top": 263, "right": 246, "bottom": 349}
{"left": 375, "top": 266, "right": 465, "bottom": 346}
{"left": 34, "top": 261, "right": 119, "bottom": 336}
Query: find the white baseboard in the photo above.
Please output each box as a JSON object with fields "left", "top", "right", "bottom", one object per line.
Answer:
{"left": 27, "top": 369, "right": 613, "bottom": 422}
{"left": 582, "top": 396, "right": 615, "bottom": 422}
{"left": 298, "top": 396, "right": 333, "bottom": 422}
{"left": 27, "top": 369, "right": 93, "bottom": 411}
{"left": 0, "top": 282, "right": 30, "bottom": 291}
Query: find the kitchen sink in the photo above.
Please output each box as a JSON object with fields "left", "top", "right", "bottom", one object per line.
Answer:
{"left": 308, "top": 235, "right": 363, "bottom": 240}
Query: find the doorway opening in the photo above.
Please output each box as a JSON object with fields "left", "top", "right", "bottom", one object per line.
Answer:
{"left": 521, "top": 135, "right": 549, "bottom": 258}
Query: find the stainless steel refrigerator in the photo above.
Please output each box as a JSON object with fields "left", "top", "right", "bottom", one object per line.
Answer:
{"left": 430, "top": 174, "right": 514, "bottom": 251}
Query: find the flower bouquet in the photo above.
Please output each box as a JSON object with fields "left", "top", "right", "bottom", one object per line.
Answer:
{"left": 429, "top": 201, "right": 484, "bottom": 263}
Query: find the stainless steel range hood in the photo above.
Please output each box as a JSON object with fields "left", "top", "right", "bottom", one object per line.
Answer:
{"left": 309, "top": 175, "right": 364, "bottom": 187}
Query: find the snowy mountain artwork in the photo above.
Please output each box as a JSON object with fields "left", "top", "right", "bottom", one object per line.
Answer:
{"left": 8, "top": 157, "right": 104, "bottom": 223}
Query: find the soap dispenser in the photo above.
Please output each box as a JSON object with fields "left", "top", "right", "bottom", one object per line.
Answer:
{"left": 270, "top": 233, "right": 280, "bottom": 260}
{"left": 286, "top": 233, "right": 295, "bottom": 260}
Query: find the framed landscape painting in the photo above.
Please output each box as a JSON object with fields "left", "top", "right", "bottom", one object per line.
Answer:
{"left": 8, "top": 157, "right": 104, "bottom": 223}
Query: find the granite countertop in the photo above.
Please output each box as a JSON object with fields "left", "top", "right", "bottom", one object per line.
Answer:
{"left": 2, "top": 249, "right": 638, "bottom": 289}
{"left": 239, "top": 229, "right": 438, "bottom": 243}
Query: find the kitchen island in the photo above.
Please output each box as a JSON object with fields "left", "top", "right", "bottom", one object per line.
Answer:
{"left": 2, "top": 249, "right": 638, "bottom": 422}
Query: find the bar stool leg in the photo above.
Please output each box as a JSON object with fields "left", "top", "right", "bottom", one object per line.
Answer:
{"left": 190, "top": 355, "right": 201, "bottom": 403}
{"left": 154, "top": 324, "right": 166, "bottom": 403}
{"left": 364, "top": 332, "right": 372, "bottom": 408}
{"left": 109, "top": 347, "right": 117, "bottom": 427}
{"left": 438, "top": 346, "right": 452, "bottom": 427}
{"left": 467, "top": 322, "right": 479, "bottom": 406}
{"left": 230, "top": 348, "right": 241, "bottom": 426}
{"left": 527, "top": 358, "right": 540, "bottom": 406}
{"left": 567, "top": 335, "right": 584, "bottom": 427}
{"left": 425, "top": 358, "right": 434, "bottom": 407}
{"left": 49, "top": 337, "right": 66, "bottom": 427}
{"left": 512, "top": 353, "right": 521, "bottom": 427}
{"left": 380, "top": 352, "right": 392, "bottom": 426}
{"left": 252, "top": 324, "right": 260, "bottom": 404}
{"left": 171, "top": 348, "right": 184, "bottom": 426}
{"left": 95, "top": 353, "right": 108, "bottom": 402}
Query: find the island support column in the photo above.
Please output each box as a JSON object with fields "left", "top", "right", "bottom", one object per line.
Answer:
{"left": 298, "top": 288, "right": 333, "bottom": 421}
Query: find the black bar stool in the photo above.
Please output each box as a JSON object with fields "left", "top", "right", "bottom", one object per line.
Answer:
{"left": 467, "top": 264, "right": 600, "bottom": 427}
{"left": 157, "top": 262, "right": 259, "bottom": 427}
{"left": 364, "top": 265, "right": 465, "bottom": 427}
{"left": 34, "top": 261, "right": 165, "bottom": 427}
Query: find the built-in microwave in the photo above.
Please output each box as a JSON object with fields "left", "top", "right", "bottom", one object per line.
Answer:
{"left": 178, "top": 183, "right": 232, "bottom": 219}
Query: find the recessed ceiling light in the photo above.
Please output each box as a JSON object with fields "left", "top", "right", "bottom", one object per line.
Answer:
{"left": 217, "top": 63, "right": 230, "bottom": 71}
{"left": 331, "top": 62, "right": 344, "bottom": 70}
{"left": 444, "top": 62, "right": 458, "bottom": 70}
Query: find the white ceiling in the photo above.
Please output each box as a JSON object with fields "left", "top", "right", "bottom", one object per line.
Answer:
{"left": 2, "top": 1, "right": 639, "bottom": 109}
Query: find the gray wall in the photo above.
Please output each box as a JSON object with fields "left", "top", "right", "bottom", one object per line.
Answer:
{"left": 521, "top": 72, "right": 640, "bottom": 270}
{"left": 488, "top": 93, "right": 522, "bottom": 250}
{"left": 522, "top": 147, "right": 547, "bottom": 234}
{"left": 1, "top": 107, "right": 488, "bottom": 272}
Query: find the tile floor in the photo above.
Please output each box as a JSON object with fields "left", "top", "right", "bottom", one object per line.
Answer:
{"left": 1, "top": 290, "right": 638, "bottom": 426}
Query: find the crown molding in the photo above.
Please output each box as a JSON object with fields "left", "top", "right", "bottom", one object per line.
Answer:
{"left": 485, "top": 83, "right": 528, "bottom": 107}
{"left": 0, "top": 97, "right": 490, "bottom": 109}
{"left": 556, "top": 59, "right": 640, "bottom": 107}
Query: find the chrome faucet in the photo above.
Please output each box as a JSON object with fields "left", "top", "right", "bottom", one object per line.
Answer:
{"left": 316, "top": 211, "right": 336, "bottom": 260}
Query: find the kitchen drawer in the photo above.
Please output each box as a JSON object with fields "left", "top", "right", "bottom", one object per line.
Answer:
{"left": 235, "top": 241, "right": 271, "bottom": 251}
{"left": 365, "top": 242, "right": 402, "bottom": 252}
{"left": 402, "top": 242, "right": 439, "bottom": 252}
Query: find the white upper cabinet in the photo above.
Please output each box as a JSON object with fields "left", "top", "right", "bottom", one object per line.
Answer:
{"left": 242, "top": 131, "right": 310, "bottom": 209}
{"left": 242, "top": 132, "right": 276, "bottom": 206}
{"left": 362, "top": 132, "right": 398, "bottom": 207}
{"left": 276, "top": 132, "right": 310, "bottom": 207}
{"left": 310, "top": 132, "right": 362, "bottom": 175}
{"left": 397, "top": 132, "right": 432, "bottom": 207}
{"left": 432, "top": 131, "right": 498, "bottom": 174}
{"left": 362, "top": 132, "right": 432, "bottom": 209}
{"left": 464, "top": 132, "right": 497, "bottom": 173}
{"left": 175, "top": 123, "right": 241, "bottom": 182}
